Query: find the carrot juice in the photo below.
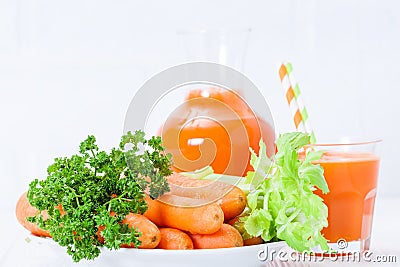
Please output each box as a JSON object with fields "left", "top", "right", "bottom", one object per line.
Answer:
{"left": 314, "top": 148, "right": 381, "bottom": 251}
{"left": 159, "top": 88, "right": 275, "bottom": 176}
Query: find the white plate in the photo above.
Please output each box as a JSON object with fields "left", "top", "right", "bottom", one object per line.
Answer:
{"left": 27, "top": 234, "right": 287, "bottom": 267}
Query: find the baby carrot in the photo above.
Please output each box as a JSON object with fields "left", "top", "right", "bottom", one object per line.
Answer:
{"left": 120, "top": 213, "right": 161, "bottom": 249}
{"left": 167, "top": 172, "right": 233, "bottom": 200}
{"left": 144, "top": 194, "right": 224, "bottom": 234}
{"left": 98, "top": 213, "right": 161, "bottom": 249}
{"left": 157, "top": 228, "right": 194, "bottom": 250}
{"left": 227, "top": 214, "right": 264, "bottom": 246}
{"left": 15, "top": 192, "right": 51, "bottom": 237}
{"left": 167, "top": 173, "right": 246, "bottom": 221}
{"left": 217, "top": 188, "right": 246, "bottom": 221}
{"left": 243, "top": 236, "right": 264, "bottom": 246}
{"left": 189, "top": 224, "right": 244, "bottom": 249}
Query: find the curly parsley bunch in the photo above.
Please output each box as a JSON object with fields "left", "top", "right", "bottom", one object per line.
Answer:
{"left": 27, "top": 130, "right": 172, "bottom": 262}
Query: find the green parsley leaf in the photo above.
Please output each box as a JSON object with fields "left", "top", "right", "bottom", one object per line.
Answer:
{"left": 27, "top": 130, "right": 171, "bottom": 262}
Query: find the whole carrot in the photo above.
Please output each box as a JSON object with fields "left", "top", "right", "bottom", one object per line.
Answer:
{"left": 167, "top": 173, "right": 246, "bottom": 221}
{"left": 217, "top": 188, "right": 246, "bottom": 221}
{"left": 243, "top": 236, "right": 264, "bottom": 246}
{"left": 120, "top": 213, "right": 161, "bottom": 249}
{"left": 227, "top": 214, "right": 264, "bottom": 246}
{"left": 97, "top": 211, "right": 161, "bottom": 248}
{"left": 157, "top": 228, "right": 194, "bottom": 250}
{"left": 144, "top": 194, "right": 224, "bottom": 234}
{"left": 97, "top": 213, "right": 161, "bottom": 249}
{"left": 189, "top": 224, "right": 244, "bottom": 249}
{"left": 15, "top": 192, "right": 51, "bottom": 237}
{"left": 167, "top": 172, "right": 234, "bottom": 201}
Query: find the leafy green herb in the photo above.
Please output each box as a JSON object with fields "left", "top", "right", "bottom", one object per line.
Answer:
{"left": 27, "top": 130, "right": 172, "bottom": 262}
{"left": 243, "top": 132, "right": 329, "bottom": 252}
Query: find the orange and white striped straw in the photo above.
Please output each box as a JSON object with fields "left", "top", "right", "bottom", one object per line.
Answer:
{"left": 278, "top": 62, "right": 316, "bottom": 143}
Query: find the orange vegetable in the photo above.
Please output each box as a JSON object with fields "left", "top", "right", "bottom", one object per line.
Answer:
{"left": 243, "top": 236, "right": 264, "bottom": 246}
{"left": 120, "top": 213, "right": 161, "bottom": 249}
{"left": 15, "top": 192, "right": 50, "bottom": 237}
{"left": 144, "top": 194, "right": 224, "bottom": 234}
{"left": 227, "top": 214, "right": 264, "bottom": 246}
{"left": 189, "top": 224, "right": 244, "bottom": 249}
{"left": 167, "top": 173, "right": 246, "bottom": 221}
{"left": 227, "top": 215, "right": 239, "bottom": 226}
{"left": 157, "top": 228, "right": 194, "bottom": 250}
{"left": 218, "top": 188, "right": 246, "bottom": 221}
{"left": 97, "top": 213, "right": 160, "bottom": 249}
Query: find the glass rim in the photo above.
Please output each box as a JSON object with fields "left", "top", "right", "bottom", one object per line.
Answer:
{"left": 305, "top": 139, "right": 383, "bottom": 148}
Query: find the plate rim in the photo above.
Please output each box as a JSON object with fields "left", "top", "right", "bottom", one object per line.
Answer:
{"left": 26, "top": 233, "right": 287, "bottom": 255}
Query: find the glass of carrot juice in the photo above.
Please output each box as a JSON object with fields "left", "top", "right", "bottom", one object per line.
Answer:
{"left": 309, "top": 139, "right": 381, "bottom": 253}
